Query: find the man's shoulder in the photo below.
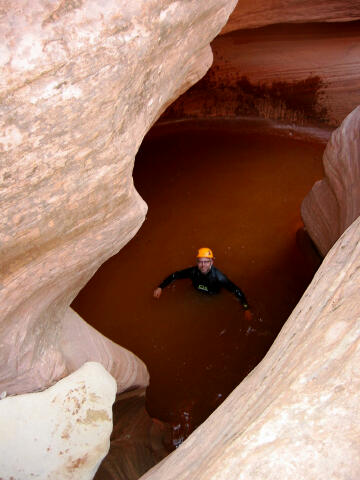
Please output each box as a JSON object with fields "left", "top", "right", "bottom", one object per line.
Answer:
{"left": 211, "top": 266, "right": 226, "bottom": 279}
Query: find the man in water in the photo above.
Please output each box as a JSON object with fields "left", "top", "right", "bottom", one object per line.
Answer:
{"left": 154, "top": 247, "right": 252, "bottom": 319}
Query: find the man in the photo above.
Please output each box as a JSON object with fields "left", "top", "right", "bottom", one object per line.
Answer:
{"left": 154, "top": 248, "right": 251, "bottom": 318}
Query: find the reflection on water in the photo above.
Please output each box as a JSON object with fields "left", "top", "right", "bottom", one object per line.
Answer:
{"left": 72, "top": 120, "right": 325, "bottom": 449}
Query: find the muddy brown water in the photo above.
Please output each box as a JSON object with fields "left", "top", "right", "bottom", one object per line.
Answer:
{"left": 72, "top": 119, "right": 326, "bottom": 447}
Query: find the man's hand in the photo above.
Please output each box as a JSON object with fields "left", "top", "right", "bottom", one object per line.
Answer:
{"left": 153, "top": 287, "right": 162, "bottom": 299}
{"left": 244, "top": 309, "right": 253, "bottom": 321}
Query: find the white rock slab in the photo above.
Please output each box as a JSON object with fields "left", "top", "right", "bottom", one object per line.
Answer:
{"left": 0, "top": 362, "right": 116, "bottom": 480}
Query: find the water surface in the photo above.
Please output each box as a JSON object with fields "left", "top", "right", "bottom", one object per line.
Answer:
{"left": 72, "top": 120, "right": 325, "bottom": 445}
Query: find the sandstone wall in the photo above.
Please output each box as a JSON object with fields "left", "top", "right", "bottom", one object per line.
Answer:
{"left": 302, "top": 105, "right": 360, "bottom": 256}
{"left": 95, "top": 388, "right": 171, "bottom": 480}
{"left": 2, "top": 1, "right": 360, "bottom": 479}
{"left": 0, "top": 0, "right": 237, "bottom": 395}
{"left": 222, "top": 0, "right": 360, "bottom": 33}
{"left": 161, "top": 4, "right": 360, "bottom": 128}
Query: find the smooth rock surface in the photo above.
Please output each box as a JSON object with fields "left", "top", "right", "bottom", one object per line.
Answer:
{"left": 0, "top": 362, "right": 116, "bottom": 480}
{"left": 140, "top": 213, "right": 360, "bottom": 480}
{"left": 222, "top": 0, "right": 360, "bottom": 33}
{"left": 302, "top": 105, "right": 360, "bottom": 255}
{"left": 60, "top": 308, "right": 149, "bottom": 394}
{"left": 0, "top": 0, "right": 237, "bottom": 395}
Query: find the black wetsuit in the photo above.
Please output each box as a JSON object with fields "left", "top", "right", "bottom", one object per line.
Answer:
{"left": 158, "top": 266, "right": 249, "bottom": 309}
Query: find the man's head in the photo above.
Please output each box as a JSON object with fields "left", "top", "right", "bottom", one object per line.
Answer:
{"left": 196, "top": 247, "right": 214, "bottom": 274}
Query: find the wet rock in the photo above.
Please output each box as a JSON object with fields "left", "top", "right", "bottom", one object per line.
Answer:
{"left": 140, "top": 214, "right": 360, "bottom": 480}
{"left": 0, "top": 362, "right": 116, "bottom": 480}
{"left": 0, "top": 0, "right": 237, "bottom": 395}
{"left": 302, "top": 105, "right": 360, "bottom": 255}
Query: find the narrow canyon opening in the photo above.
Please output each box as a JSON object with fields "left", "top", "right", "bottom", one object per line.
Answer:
{"left": 72, "top": 118, "right": 325, "bottom": 450}
{"left": 3, "top": 1, "right": 360, "bottom": 478}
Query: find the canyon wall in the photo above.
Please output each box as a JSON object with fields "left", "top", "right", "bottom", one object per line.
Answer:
{"left": 95, "top": 388, "right": 171, "bottom": 480}
{"left": 222, "top": 0, "right": 360, "bottom": 32}
{"left": 2, "top": 0, "right": 360, "bottom": 479}
{"left": 302, "top": 105, "right": 360, "bottom": 256}
{"left": 162, "top": 3, "right": 360, "bottom": 128}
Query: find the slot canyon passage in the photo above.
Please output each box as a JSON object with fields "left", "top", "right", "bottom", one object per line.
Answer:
{"left": 72, "top": 121, "right": 325, "bottom": 450}
{"left": 2, "top": 1, "right": 360, "bottom": 479}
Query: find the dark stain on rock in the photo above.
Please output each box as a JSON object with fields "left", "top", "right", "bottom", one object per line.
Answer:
{"left": 67, "top": 455, "right": 88, "bottom": 472}
{"left": 234, "top": 75, "right": 328, "bottom": 123}
{"left": 162, "top": 72, "right": 329, "bottom": 126}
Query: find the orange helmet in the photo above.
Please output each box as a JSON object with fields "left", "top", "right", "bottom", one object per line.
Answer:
{"left": 196, "top": 247, "right": 214, "bottom": 259}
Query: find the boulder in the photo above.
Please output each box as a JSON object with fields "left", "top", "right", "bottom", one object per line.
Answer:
{"left": 0, "top": 362, "right": 116, "bottom": 480}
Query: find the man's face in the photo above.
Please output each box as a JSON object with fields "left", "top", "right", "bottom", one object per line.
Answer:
{"left": 197, "top": 257, "right": 213, "bottom": 274}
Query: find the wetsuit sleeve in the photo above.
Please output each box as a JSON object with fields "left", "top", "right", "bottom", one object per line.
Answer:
{"left": 216, "top": 270, "right": 249, "bottom": 309}
{"left": 158, "top": 267, "right": 194, "bottom": 289}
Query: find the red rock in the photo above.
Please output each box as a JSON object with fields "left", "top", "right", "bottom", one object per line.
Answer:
{"left": 302, "top": 105, "right": 360, "bottom": 255}
{"left": 222, "top": 0, "right": 360, "bottom": 33}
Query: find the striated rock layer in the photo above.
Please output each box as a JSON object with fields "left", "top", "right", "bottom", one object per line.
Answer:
{"left": 162, "top": 22, "right": 360, "bottom": 128}
{"left": 0, "top": 0, "right": 237, "bottom": 395}
{"left": 141, "top": 208, "right": 360, "bottom": 480}
{"left": 302, "top": 105, "right": 360, "bottom": 256}
{"left": 0, "top": 362, "right": 116, "bottom": 480}
{"left": 95, "top": 389, "right": 171, "bottom": 480}
{"left": 222, "top": 0, "right": 360, "bottom": 33}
